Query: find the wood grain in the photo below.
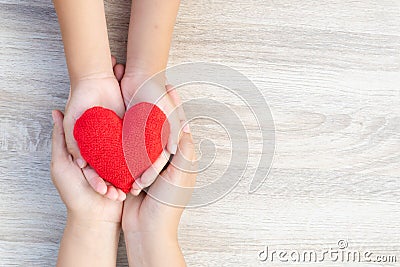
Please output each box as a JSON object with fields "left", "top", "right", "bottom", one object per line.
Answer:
{"left": 0, "top": 0, "right": 399, "bottom": 266}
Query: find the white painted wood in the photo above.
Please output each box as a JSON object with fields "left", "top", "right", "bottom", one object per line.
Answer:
{"left": 0, "top": 0, "right": 399, "bottom": 266}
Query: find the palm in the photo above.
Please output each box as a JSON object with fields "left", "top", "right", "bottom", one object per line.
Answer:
{"left": 64, "top": 77, "right": 125, "bottom": 143}
{"left": 63, "top": 73, "right": 127, "bottom": 200}
{"left": 120, "top": 77, "right": 183, "bottom": 193}
{"left": 51, "top": 111, "right": 123, "bottom": 224}
{"left": 62, "top": 163, "right": 123, "bottom": 223}
{"left": 121, "top": 193, "right": 161, "bottom": 234}
{"left": 121, "top": 132, "right": 196, "bottom": 237}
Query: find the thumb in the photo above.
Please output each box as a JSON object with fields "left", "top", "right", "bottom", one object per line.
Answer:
{"left": 147, "top": 132, "right": 197, "bottom": 208}
{"left": 51, "top": 110, "right": 69, "bottom": 161}
{"left": 63, "top": 113, "right": 87, "bottom": 168}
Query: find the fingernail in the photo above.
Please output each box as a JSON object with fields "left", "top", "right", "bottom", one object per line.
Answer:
{"left": 139, "top": 174, "right": 149, "bottom": 185}
{"left": 140, "top": 172, "right": 154, "bottom": 186}
{"left": 131, "top": 189, "right": 141, "bottom": 196}
{"left": 119, "top": 193, "right": 126, "bottom": 201}
{"left": 183, "top": 123, "right": 191, "bottom": 133}
{"left": 98, "top": 184, "right": 107, "bottom": 195}
{"left": 170, "top": 143, "right": 178, "bottom": 154}
{"left": 132, "top": 180, "right": 142, "bottom": 190}
{"left": 76, "top": 158, "right": 85, "bottom": 168}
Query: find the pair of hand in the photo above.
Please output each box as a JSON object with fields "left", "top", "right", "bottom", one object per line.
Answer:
{"left": 52, "top": 58, "right": 196, "bottom": 265}
{"left": 63, "top": 56, "right": 183, "bottom": 200}
{"left": 51, "top": 102, "right": 195, "bottom": 267}
{"left": 52, "top": 104, "right": 195, "bottom": 228}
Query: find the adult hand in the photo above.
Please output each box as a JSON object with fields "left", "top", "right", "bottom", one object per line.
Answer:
{"left": 51, "top": 109, "right": 123, "bottom": 266}
{"left": 122, "top": 130, "right": 196, "bottom": 267}
{"left": 51, "top": 109, "right": 124, "bottom": 224}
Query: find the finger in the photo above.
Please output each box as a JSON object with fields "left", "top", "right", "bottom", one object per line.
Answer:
{"left": 64, "top": 116, "right": 87, "bottom": 168}
{"left": 166, "top": 85, "right": 186, "bottom": 122}
{"left": 81, "top": 166, "right": 108, "bottom": 195}
{"left": 130, "top": 186, "right": 142, "bottom": 196}
{"left": 111, "top": 55, "right": 117, "bottom": 68}
{"left": 166, "top": 133, "right": 196, "bottom": 186}
{"left": 51, "top": 110, "right": 89, "bottom": 193}
{"left": 124, "top": 192, "right": 145, "bottom": 215}
{"left": 51, "top": 110, "right": 70, "bottom": 161}
{"left": 105, "top": 185, "right": 119, "bottom": 201}
{"left": 166, "top": 85, "right": 190, "bottom": 137}
{"left": 105, "top": 181, "right": 127, "bottom": 201}
{"left": 127, "top": 81, "right": 181, "bottom": 154}
{"left": 165, "top": 99, "right": 181, "bottom": 155}
{"left": 148, "top": 133, "right": 196, "bottom": 207}
{"left": 139, "top": 149, "right": 170, "bottom": 187}
{"left": 114, "top": 63, "right": 125, "bottom": 82}
{"left": 130, "top": 177, "right": 146, "bottom": 195}
{"left": 163, "top": 86, "right": 187, "bottom": 153}
{"left": 117, "top": 188, "right": 127, "bottom": 201}
{"left": 104, "top": 180, "right": 126, "bottom": 201}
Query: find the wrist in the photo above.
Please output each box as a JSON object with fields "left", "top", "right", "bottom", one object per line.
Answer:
{"left": 124, "top": 231, "right": 184, "bottom": 266}
{"left": 65, "top": 214, "right": 121, "bottom": 252}
{"left": 121, "top": 71, "right": 166, "bottom": 92}
{"left": 70, "top": 71, "right": 116, "bottom": 90}
{"left": 58, "top": 214, "right": 121, "bottom": 267}
{"left": 124, "top": 230, "right": 177, "bottom": 245}
{"left": 67, "top": 213, "right": 121, "bottom": 233}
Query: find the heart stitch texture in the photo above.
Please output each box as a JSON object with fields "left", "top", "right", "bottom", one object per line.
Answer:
{"left": 73, "top": 102, "right": 169, "bottom": 193}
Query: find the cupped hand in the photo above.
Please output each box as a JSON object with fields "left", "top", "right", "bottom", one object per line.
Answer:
{"left": 121, "top": 130, "right": 196, "bottom": 265}
{"left": 122, "top": 79, "right": 187, "bottom": 195}
{"left": 51, "top": 110, "right": 123, "bottom": 224}
{"left": 63, "top": 56, "right": 127, "bottom": 200}
{"left": 121, "top": 75, "right": 182, "bottom": 159}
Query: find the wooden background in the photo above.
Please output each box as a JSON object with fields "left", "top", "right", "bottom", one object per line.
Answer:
{"left": 1, "top": 0, "right": 399, "bottom": 266}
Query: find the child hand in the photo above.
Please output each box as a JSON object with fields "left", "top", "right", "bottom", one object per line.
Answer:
{"left": 51, "top": 110, "right": 125, "bottom": 224}
{"left": 122, "top": 78, "right": 186, "bottom": 194}
{"left": 121, "top": 76, "right": 182, "bottom": 157}
{"left": 63, "top": 57, "right": 127, "bottom": 200}
{"left": 122, "top": 131, "right": 196, "bottom": 266}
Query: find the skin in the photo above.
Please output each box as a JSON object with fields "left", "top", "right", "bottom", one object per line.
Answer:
{"left": 52, "top": 0, "right": 192, "bottom": 264}
{"left": 53, "top": 0, "right": 182, "bottom": 198}
{"left": 53, "top": 0, "right": 126, "bottom": 200}
{"left": 53, "top": 63, "right": 195, "bottom": 266}
{"left": 121, "top": 0, "right": 182, "bottom": 194}
{"left": 51, "top": 109, "right": 122, "bottom": 267}
{"left": 123, "top": 81, "right": 194, "bottom": 267}
{"left": 52, "top": 109, "right": 195, "bottom": 267}
{"left": 130, "top": 85, "right": 188, "bottom": 196}
{"left": 122, "top": 130, "right": 196, "bottom": 267}
{"left": 51, "top": 107, "right": 196, "bottom": 266}
{"left": 124, "top": 0, "right": 180, "bottom": 81}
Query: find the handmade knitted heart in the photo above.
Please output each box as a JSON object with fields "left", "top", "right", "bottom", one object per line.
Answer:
{"left": 73, "top": 103, "right": 169, "bottom": 193}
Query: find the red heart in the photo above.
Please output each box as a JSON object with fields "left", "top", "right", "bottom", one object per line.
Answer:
{"left": 73, "top": 103, "right": 169, "bottom": 193}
